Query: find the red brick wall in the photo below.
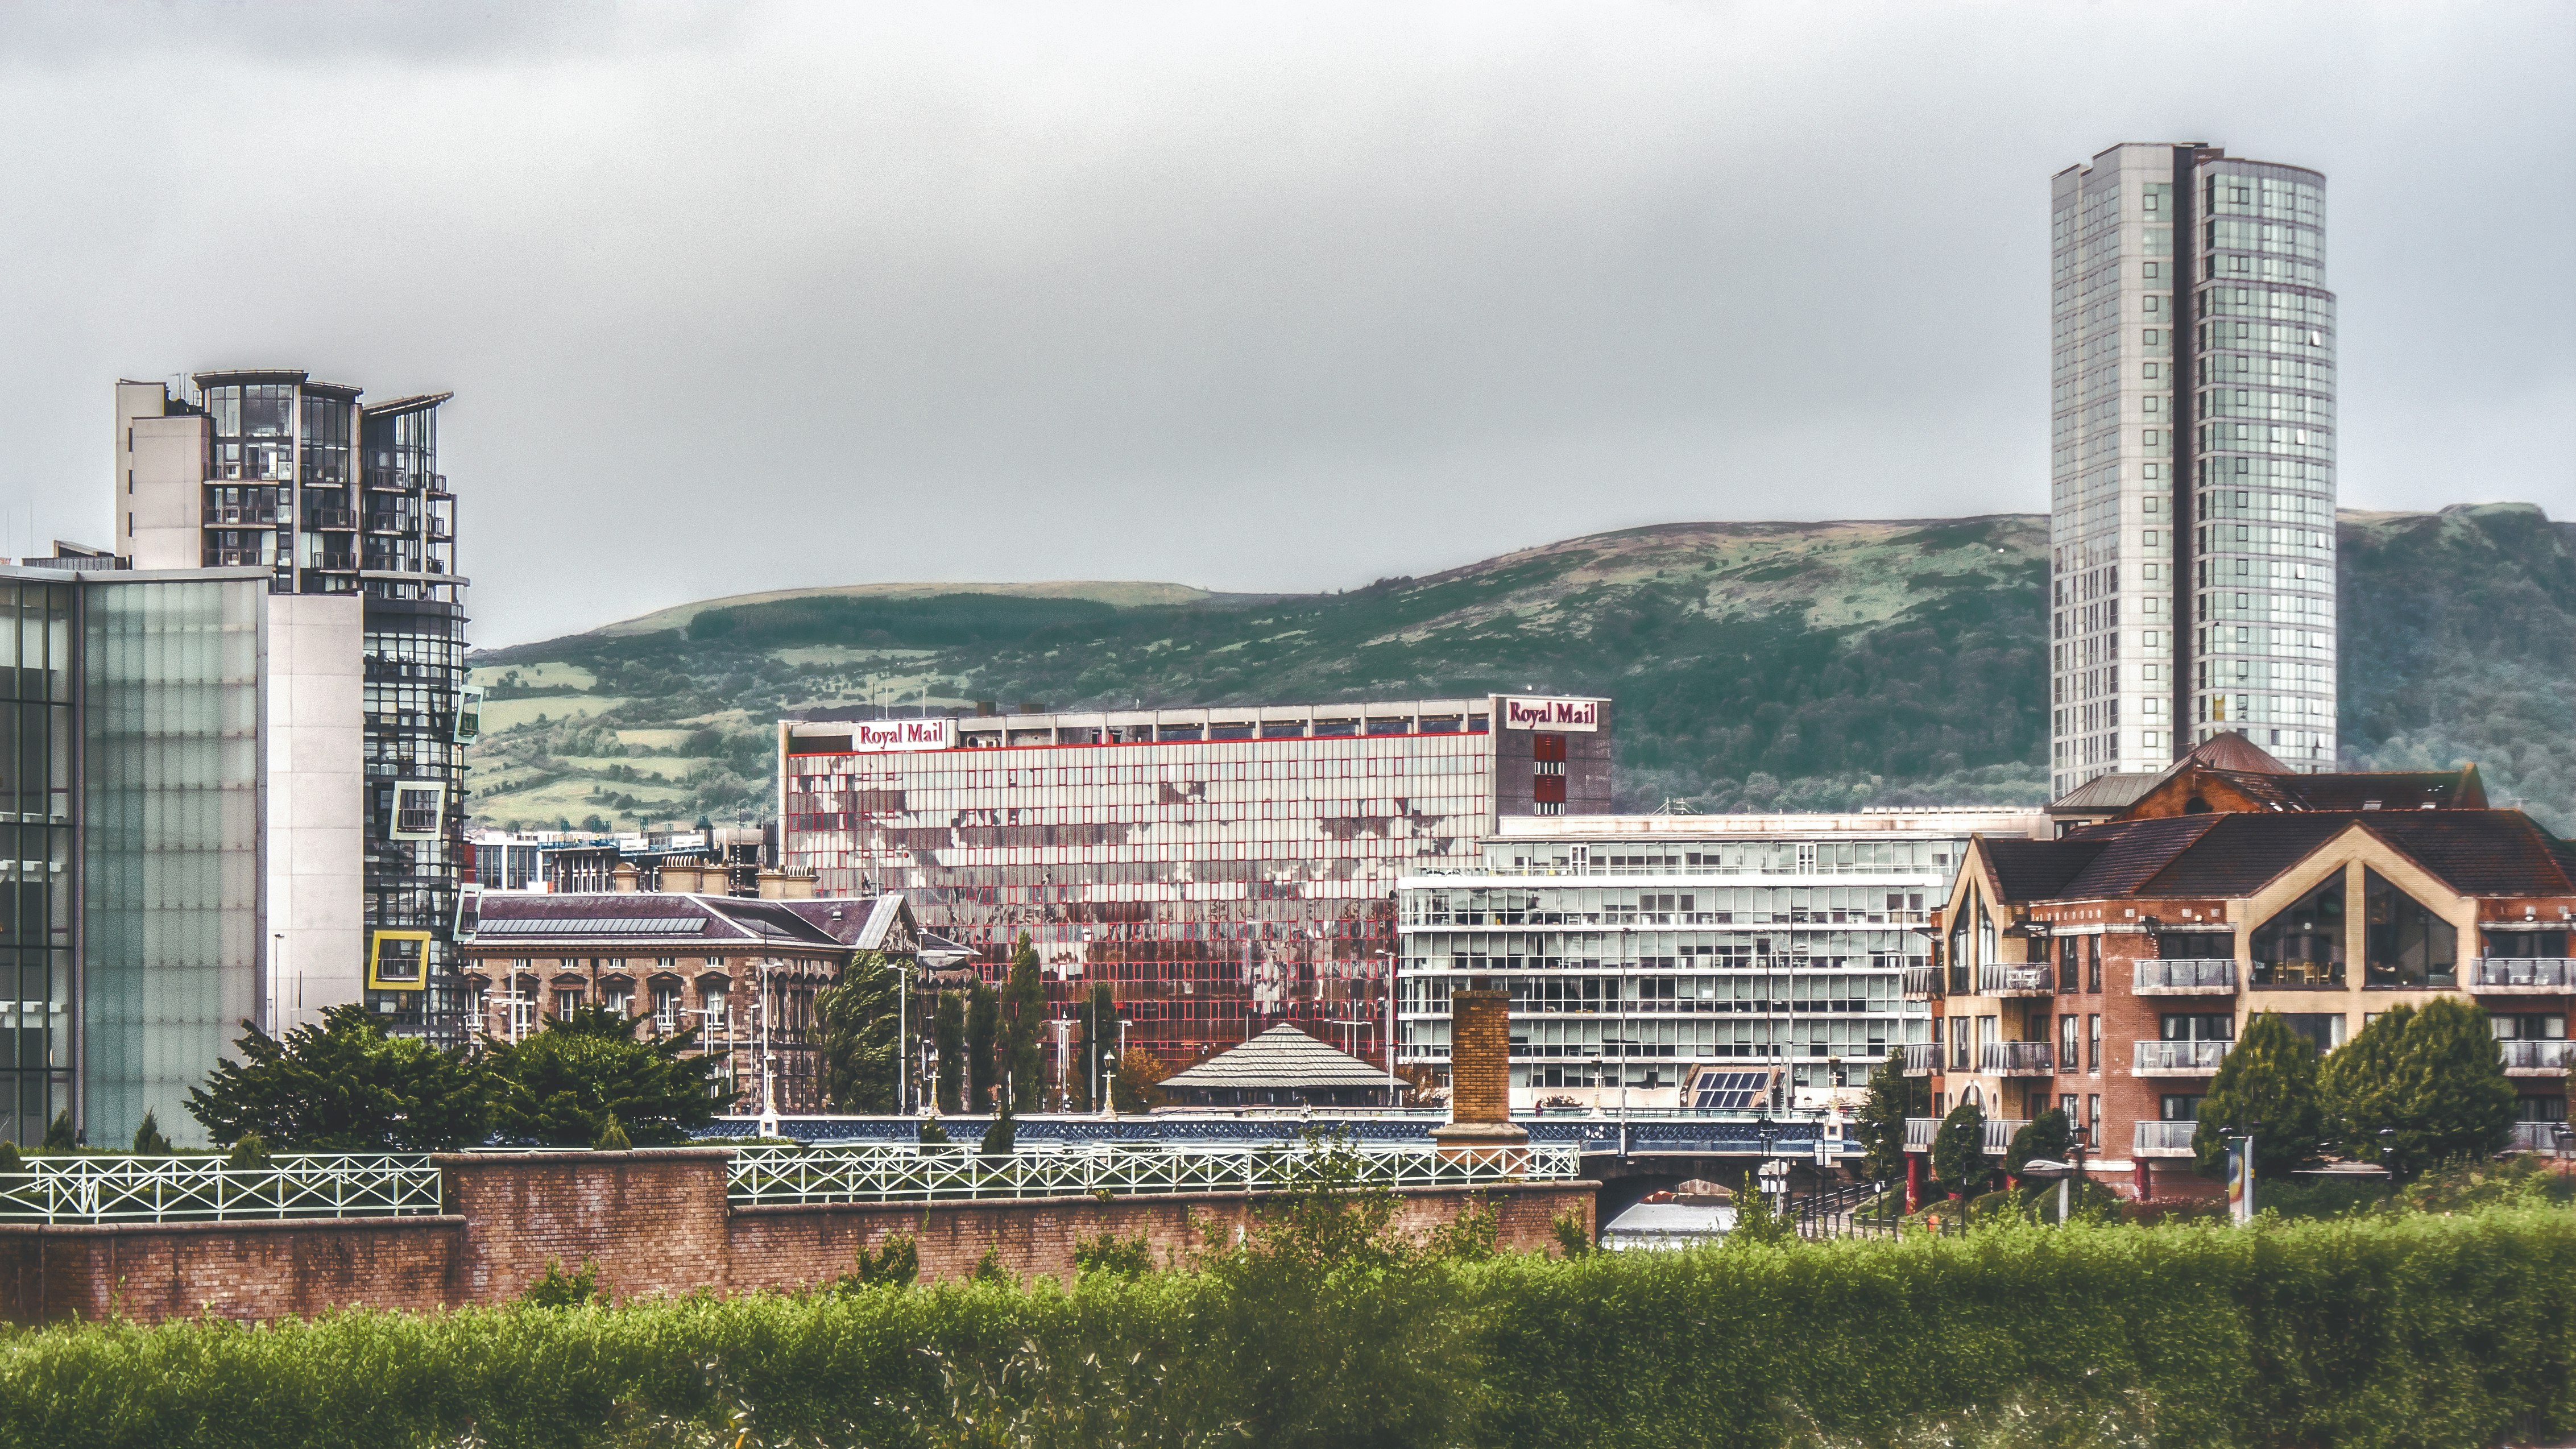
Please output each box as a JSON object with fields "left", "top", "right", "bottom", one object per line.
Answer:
{"left": 731, "top": 1181, "right": 1592, "bottom": 1290}
{"left": 441, "top": 1148, "right": 735, "bottom": 1306}
{"left": 0, "top": 1151, "right": 1594, "bottom": 1324}
{"left": 0, "top": 1216, "right": 460, "bottom": 1324}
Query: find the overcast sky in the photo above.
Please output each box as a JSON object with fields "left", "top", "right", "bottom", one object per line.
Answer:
{"left": 2, "top": 2, "right": 2569, "bottom": 647}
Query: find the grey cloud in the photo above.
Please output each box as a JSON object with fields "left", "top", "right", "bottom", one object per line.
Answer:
{"left": 0, "top": 1, "right": 2567, "bottom": 645}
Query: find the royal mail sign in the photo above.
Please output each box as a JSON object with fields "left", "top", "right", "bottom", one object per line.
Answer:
{"left": 1501, "top": 697, "right": 1600, "bottom": 731}
{"left": 847, "top": 719, "right": 956, "bottom": 752}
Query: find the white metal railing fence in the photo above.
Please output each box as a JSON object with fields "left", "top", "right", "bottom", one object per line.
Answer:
{"left": 1900, "top": 966, "right": 1939, "bottom": 997}
{"left": 727, "top": 1141, "right": 1581, "bottom": 1207}
{"left": 1981, "top": 1119, "right": 2031, "bottom": 1157}
{"left": 2133, "top": 1120, "right": 2199, "bottom": 1156}
{"left": 1902, "top": 1042, "right": 1939, "bottom": 1074}
{"left": 0, "top": 1153, "right": 442, "bottom": 1224}
{"left": 1978, "top": 964, "right": 2052, "bottom": 993}
{"left": 2134, "top": 959, "right": 2237, "bottom": 991}
{"left": 2499, "top": 1040, "right": 2576, "bottom": 1071}
{"left": 2471, "top": 958, "right": 2574, "bottom": 990}
{"left": 2135, "top": 1040, "right": 2231, "bottom": 1073}
{"left": 1904, "top": 1117, "right": 1939, "bottom": 1150}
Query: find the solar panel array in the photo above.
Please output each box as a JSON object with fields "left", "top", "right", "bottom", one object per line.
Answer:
{"left": 474, "top": 917, "right": 709, "bottom": 937}
{"left": 1691, "top": 1070, "right": 1767, "bottom": 1111}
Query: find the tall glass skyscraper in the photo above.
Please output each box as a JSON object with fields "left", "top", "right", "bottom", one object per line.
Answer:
{"left": 2049, "top": 143, "right": 2337, "bottom": 799}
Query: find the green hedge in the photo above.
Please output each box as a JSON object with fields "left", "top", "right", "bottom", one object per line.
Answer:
{"left": 0, "top": 1205, "right": 2569, "bottom": 1448}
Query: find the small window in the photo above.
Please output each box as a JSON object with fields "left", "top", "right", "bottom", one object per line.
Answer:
{"left": 391, "top": 782, "right": 446, "bottom": 839}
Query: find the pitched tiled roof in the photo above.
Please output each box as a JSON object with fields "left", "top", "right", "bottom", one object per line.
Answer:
{"left": 478, "top": 891, "right": 846, "bottom": 947}
{"left": 1993, "top": 809, "right": 2576, "bottom": 904}
{"left": 2182, "top": 732, "right": 2292, "bottom": 774}
{"left": 1156, "top": 1024, "right": 1391, "bottom": 1089}
{"left": 2049, "top": 772, "right": 2160, "bottom": 812}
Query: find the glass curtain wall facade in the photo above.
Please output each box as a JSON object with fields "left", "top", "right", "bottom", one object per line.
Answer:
{"left": 0, "top": 583, "right": 73, "bottom": 1144}
{"left": 780, "top": 698, "right": 1612, "bottom": 1065}
{"left": 1397, "top": 829, "right": 1990, "bottom": 1107}
{"left": 80, "top": 577, "right": 263, "bottom": 1147}
{"left": 2048, "top": 143, "right": 2335, "bottom": 798}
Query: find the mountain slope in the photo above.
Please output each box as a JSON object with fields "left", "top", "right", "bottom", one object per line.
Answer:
{"left": 466, "top": 505, "right": 2576, "bottom": 833}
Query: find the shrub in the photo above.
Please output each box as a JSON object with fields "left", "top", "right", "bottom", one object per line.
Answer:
{"left": 130, "top": 1110, "right": 173, "bottom": 1156}
{"left": 222, "top": 1131, "right": 272, "bottom": 1171}
{"left": 835, "top": 1234, "right": 920, "bottom": 1290}
{"left": 2005, "top": 1108, "right": 2070, "bottom": 1177}
{"left": 1552, "top": 1209, "right": 1595, "bottom": 1257}
{"left": 593, "top": 1114, "right": 632, "bottom": 1152}
{"left": 40, "top": 1109, "right": 72, "bottom": 1151}
{"left": 1072, "top": 1231, "right": 1155, "bottom": 1277}
{"left": 1728, "top": 1180, "right": 1798, "bottom": 1247}
{"left": 521, "top": 1258, "right": 600, "bottom": 1308}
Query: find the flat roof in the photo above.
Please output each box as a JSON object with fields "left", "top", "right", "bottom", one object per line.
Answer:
{"left": 1492, "top": 809, "right": 2051, "bottom": 840}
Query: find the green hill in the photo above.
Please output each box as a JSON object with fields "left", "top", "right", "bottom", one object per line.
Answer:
{"left": 466, "top": 504, "right": 2576, "bottom": 833}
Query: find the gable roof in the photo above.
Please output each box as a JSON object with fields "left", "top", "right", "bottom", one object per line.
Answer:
{"left": 1156, "top": 1024, "right": 1391, "bottom": 1090}
{"left": 1989, "top": 809, "right": 2576, "bottom": 906}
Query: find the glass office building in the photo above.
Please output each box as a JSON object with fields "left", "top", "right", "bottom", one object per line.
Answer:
{"left": 1396, "top": 810, "right": 2047, "bottom": 1109}
{"left": 115, "top": 372, "right": 470, "bottom": 1046}
{"left": 0, "top": 581, "right": 74, "bottom": 1145}
{"left": 778, "top": 696, "right": 1612, "bottom": 1065}
{"left": 2049, "top": 143, "right": 2335, "bottom": 798}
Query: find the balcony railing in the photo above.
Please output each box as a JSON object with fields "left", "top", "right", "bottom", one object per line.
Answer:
{"left": 2133, "top": 1120, "right": 2199, "bottom": 1157}
{"left": 2135, "top": 1040, "right": 2231, "bottom": 1074}
{"left": 1902, "top": 1042, "right": 1938, "bottom": 1076}
{"left": 1977, "top": 964, "right": 2053, "bottom": 995}
{"left": 2471, "top": 958, "right": 2574, "bottom": 992}
{"left": 305, "top": 508, "right": 357, "bottom": 529}
{"left": 1904, "top": 1117, "right": 1938, "bottom": 1151}
{"left": 206, "top": 506, "right": 277, "bottom": 525}
{"left": 2499, "top": 1040, "right": 2575, "bottom": 1074}
{"left": 2134, "top": 959, "right": 2237, "bottom": 993}
{"left": 1900, "top": 965, "right": 1939, "bottom": 998}
{"left": 1981, "top": 1119, "right": 2031, "bottom": 1157}
{"left": 2507, "top": 1121, "right": 2572, "bottom": 1154}
{"left": 2250, "top": 959, "right": 2344, "bottom": 989}
{"left": 1980, "top": 1041, "right": 2055, "bottom": 1075}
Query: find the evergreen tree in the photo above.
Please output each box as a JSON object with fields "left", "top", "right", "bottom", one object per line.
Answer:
{"left": 999, "top": 933, "right": 1046, "bottom": 1111}
{"left": 814, "top": 951, "right": 904, "bottom": 1113}
{"left": 1854, "top": 1046, "right": 1927, "bottom": 1182}
{"left": 131, "top": 1109, "right": 174, "bottom": 1156}
{"left": 2195, "top": 1010, "right": 2325, "bottom": 1177}
{"left": 1075, "top": 983, "right": 1117, "bottom": 1113}
{"left": 2006, "top": 1108, "right": 2070, "bottom": 1177}
{"left": 482, "top": 1004, "right": 726, "bottom": 1146}
{"left": 187, "top": 1004, "right": 488, "bottom": 1151}
{"left": 2378, "top": 997, "right": 2516, "bottom": 1175}
{"left": 1928, "top": 1100, "right": 1987, "bottom": 1198}
{"left": 964, "top": 983, "right": 1000, "bottom": 1112}
{"left": 2321, "top": 1004, "right": 2412, "bottom": 1166}
{"left": 932, "top": 991, "right": 966, "bottom": 1113}
{"left": 40, "top": 1110, "right": 72, "bottom": 1152}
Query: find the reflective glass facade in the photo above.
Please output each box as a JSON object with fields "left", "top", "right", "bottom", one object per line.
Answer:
{"left": 0, "top": 583, "right": 73, "bottom": 1144}
{"left": 780, "top": 697, "right": 1612, "bottom": 1063}
{"left": 80, "top": 577, "right": 264, "bottom": 1146}
{"left": 1397, "top": 820, "right": 2003, "bottom": 1107}
{"left": 2049, "top": 144, "right": 2335, "bottom": 798}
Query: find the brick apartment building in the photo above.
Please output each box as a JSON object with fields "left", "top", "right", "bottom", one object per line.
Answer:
{"left": 1911, "top": 734, "right": 2572, "bottom": 1197}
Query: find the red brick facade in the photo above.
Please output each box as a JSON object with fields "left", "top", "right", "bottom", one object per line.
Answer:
{"left": 0, "top": 1149, "right": 1595, "bottom": 1324}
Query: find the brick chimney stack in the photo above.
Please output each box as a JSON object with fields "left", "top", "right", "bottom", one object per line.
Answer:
{"left": 1429, "top": 984, "right": 1529, "bottom": 1164}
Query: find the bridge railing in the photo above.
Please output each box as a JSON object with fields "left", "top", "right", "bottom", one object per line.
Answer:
{"left": 726, "top": 1141, "right": 1584, "bottom": 1207}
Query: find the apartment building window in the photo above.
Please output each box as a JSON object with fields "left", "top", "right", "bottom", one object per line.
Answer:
{"left": 2059, "top": 1013, "right": 2080, "bottom": 1069}
{"left": 2086, "top": 935, "right": 2102, "bottom": 993}
{"left": 652, "top": 983, "right": 681, "bottom": 1034}
{"left": 2060, "top": 1093, "right": 2078, "bottom": 1124}
{"left": 2087, "top": 1095, "right": 2102, "bottom": 1137}
{"left": 2088, "top": 1013, "right": 2102, "bottom": 1072}
{"left": 2058, "top": 935, "right": 2078, "bottom": 993}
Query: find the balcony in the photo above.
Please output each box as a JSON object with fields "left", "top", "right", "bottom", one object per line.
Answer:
{"left": 2250, "top": 959, "right": 2345, "bottom": 990}
{"left": 1981, "top": 1119, "right": 2032, "bottom": 1157}
{"left": 2133, "top": 1120, "right": 2199, "bottom": 1158}
{"left": 2470, "top": 958, "right": 2573, "bottom": 993}
{"left": 305, "top": 508, "right": 357, "bottom": 530}
{"left": 2507, "top": 1121, "right": 2571, "bottom": 1154}
{"left": 318, "top": 553, "right": 359, "bottom": 570}
{"left": 1980, "top": 1041, "right": 2055, "bottom": 1075}
{"left": 206, "top": 506, "right": 277, "bottom": 525}
{"left": 2135, "top": 1040, "right": 2231, "bottom": 1075}
{"left": 2134, "top": 959, "right": 2237, "bottom": 994}
{"left": 1902, "top": 1042, "right": 1938, "bottom": 1077}
{"left": 365, "top": 515, "right": 414, "bottom": 535}
{"left": 1900, "top": 965, "right": 1940, "bottom": 999}
{"left": 2499, "top": 1040, "right": 2574, "bottom": 1076}
{"left": 1977, "top": 964, "right": 2053, "bottom": 996}
{"left": 1904, "top": 1117, "right": 1938, "bottom": 1152}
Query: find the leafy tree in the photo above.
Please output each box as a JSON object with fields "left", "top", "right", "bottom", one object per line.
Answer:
{"left": 1115, "top": 1048, "right": 1167, "bottom": 1112}
{"left": 2322, "top": 997, "right": 2515, "bottom": 1178}
{"left": 1928, "top": 1101, "right": 1987, "bottom": 1198}
{"left": 1728, "top": 1177, "right": 1799, "bottom": 1248}
{"left": 1074, "top": 983, "right": 1117, "bottom": 1113}
{"left": 2195, "top": 1010, "right": 2325, "bottom": 1177}
{"left": 131, "top": 1110, "right": 173, "bottom": 1156}
{"left": 964, "top": 983, "right": 1000, "bottom": 1112}
{"left": 933, "top": 991, "right": 966, "bottom": 1113}
{"left": 187, "top": 1004, "right": 487, "bottom": 1151}
{"left": 815, "top": 951, "right": 904, "bottom": 1113}
{"left": 1854, "top": 1046, "right": 1927, "bottom": 1182}
{"left": 483, "top": 1005, "right": 724, "bottom": 1147}
{"left": 2006, "top": 1109, "right": 2071, "bottom": 1178}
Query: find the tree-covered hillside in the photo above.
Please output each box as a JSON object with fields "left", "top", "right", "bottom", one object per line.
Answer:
{"left": 466, "top": 504, "right": 2576, "bottom": 833}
